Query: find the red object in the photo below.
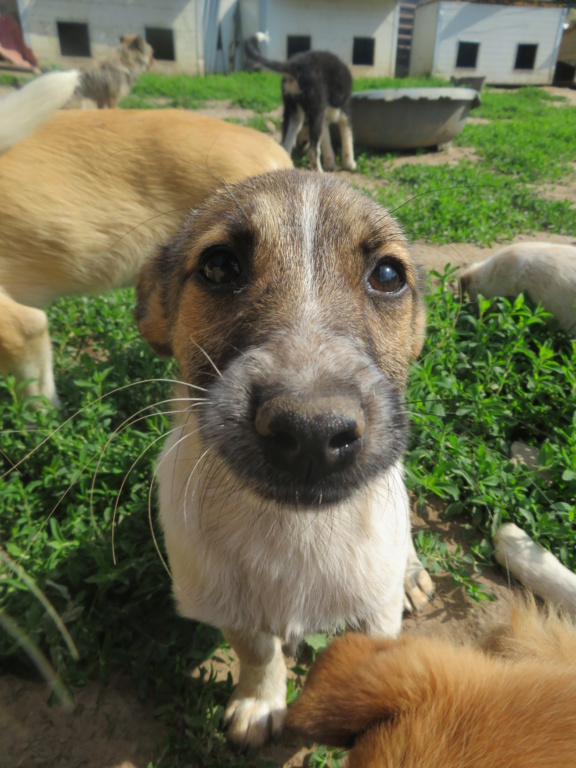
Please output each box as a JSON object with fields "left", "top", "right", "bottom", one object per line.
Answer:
{"left": 0, "top": 14, "right": 39, "bottom": 68}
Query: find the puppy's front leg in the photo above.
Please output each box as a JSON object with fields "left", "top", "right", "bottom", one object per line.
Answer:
{"left": 404, "top": 538, "right": 435, "bottom": 612}
{"left": 222, "top": 629, "right": 287, "bottom": 748}
{"left": 357, "top": 578, "right": 405, "bottom": 638}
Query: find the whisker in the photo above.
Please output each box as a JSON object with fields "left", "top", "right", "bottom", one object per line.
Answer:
{"left": 188, "top": 337, "right": 222, "bottom": 378}
{"left": 1, "top": 377, "right": 207, "bottom": 481}
{"left": 89, "top": 395, "right": 206, "bottom": 518}
{"left": 145, "top": 424, "right": 208, "bottom": 579}
{"left": 110, "top": 408, "right": 202, "bottom": 563}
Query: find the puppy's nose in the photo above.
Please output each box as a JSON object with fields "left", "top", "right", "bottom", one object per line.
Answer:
{"left": 255, "top": 395, "right": 365, "bottom": 481}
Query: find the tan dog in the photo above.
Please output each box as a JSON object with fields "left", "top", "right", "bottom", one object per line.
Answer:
{"left": 77, "top": 34, "right": 154, "bottom": 108}
{"left": 136, "top": 169, "right": 431, "bottom": 747}
{"left": 459, "top": 242, "right": 576, "bottom": 335}
{"left": 286, "top": 596, "right": 576, "bottom": 767}
{"left": 0, "top": 101, "right": 292, "bottom": 405}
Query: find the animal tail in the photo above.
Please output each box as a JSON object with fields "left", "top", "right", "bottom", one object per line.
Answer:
{"left": 0, "top": 69, "right": 80, "bottom": 154}
{"left": 244, "top": 32, "right": 291, "bottom": 75}
{"left": 494, "top": 523, "right": 576, "bottom": 611}
{"left": 481, "top": 592, "right": 576, "bottom": 666}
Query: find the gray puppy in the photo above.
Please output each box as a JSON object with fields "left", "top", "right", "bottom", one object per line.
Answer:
{"left": 78, "top": 34, "right": 153, "bottom": 109}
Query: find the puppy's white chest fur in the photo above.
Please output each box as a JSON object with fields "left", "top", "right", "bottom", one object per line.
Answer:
{"left": 159, "top": 414, "right": 410, "bottom": 643}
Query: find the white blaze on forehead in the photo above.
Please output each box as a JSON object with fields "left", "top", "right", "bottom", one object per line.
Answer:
{"left": 299, "top": 177, "right": 320, "bottom": 297}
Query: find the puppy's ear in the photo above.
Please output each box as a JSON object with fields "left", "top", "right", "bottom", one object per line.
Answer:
{"left": 135, "top": 246, "right": 174, "bottom": 357}
{"left": 410, "top": 301, "right": 427, "bottom": 359}
{"left": 129, "top": 35, "right": 146, "bottom": 52}
{"left": 285, "top": 633, "right": 409, "bottom": 748}
{"left": 408, "top": 263, "right": 427, "bottom": 360}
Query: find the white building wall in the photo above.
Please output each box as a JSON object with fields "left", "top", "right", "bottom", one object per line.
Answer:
{"left": 16, "top": 0, "right": 204, "bottom": 73}
{"left": 411, "top": 0, "right": 567, "bottom": 85}
{"left": 409, "top": 0, "right": 439, "bottom": 76}
{"left": 253, "top": 0, "right": 400, "bottom": 77}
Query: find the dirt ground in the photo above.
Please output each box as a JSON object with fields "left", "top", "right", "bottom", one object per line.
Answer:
{"left": 0, "top": 496, "right": 515, "bottom": 768}
{"left": 1, "top": 90, "right": 575, "bottom": 768}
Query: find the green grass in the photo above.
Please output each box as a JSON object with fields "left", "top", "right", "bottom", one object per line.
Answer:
{"left": 125, "top": 70, "right": 283, "bottom": 112}
{"left": 455, "top": 90, "right": 575, "bottom": 183}
{"left": 407, "top": 271, "right": 576, "bottom": 574}
{"left": 357, "top": 159, "right": 575, "bottom": 245}
{"left": 123, "top": 71, "right": 451, "bottom": 112}
{"left": 1, "top": 79, "right": 576, "bottom": 766}
{"left": 355, "top": 84, "right": 576, "bottom": 245}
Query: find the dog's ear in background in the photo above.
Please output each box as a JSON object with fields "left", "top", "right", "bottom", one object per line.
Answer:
{"left": 129, "top": 35, "right": 146, "bottom": 53}
{"left": 285, "top": 633, "right": 418, "bottom": 747}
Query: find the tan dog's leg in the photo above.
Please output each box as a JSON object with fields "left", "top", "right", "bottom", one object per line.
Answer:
{"left": 0, "top": 290, "right": 58, "bottom": 406}
{"left": 222, "top": 629, "right": 287, "bottom": 748}
{"left": 339, "top": 113, "right": 356, "bottom": 171}
{"left": 320, "top": 122, "right": 336, "bottom": 172}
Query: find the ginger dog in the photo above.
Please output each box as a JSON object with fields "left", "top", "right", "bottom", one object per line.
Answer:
{"left": 286, "top": 596, "right": 576, "bottom": 767}
{"left": 0, "top": 90, "right": 292, "bottom": 405}
{"left": 136, "top": 169, "right": 431, "bottom": 747}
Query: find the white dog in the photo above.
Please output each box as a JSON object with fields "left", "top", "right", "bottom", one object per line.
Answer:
{"left": 459, "top": 242, "right": 576, "bottom": 334}
{"left": 495, "top": 523, "right": 576, "bottom": 610}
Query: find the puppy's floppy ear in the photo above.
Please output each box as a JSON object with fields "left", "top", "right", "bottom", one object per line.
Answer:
{"left": 410, "top": 301, "right": 427, "bottom": 359}
{"left": 129, "top": 35, "right": 146, "bottom": 52}
{"left": 409, "top": 262, "right": 427, "bottom": 360}
{"left": 135, "top": 245, "right": 174, "bottom": 357}
{"left": 285, "top": 633, "right": 411, "bottom": 748}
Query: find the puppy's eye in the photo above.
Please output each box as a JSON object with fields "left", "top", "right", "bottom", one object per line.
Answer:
{"left": 368, "top": 260, "right": 405, "bottom": 294}
{"left": 200, "top": 248, "right": 242, "bottom": 286}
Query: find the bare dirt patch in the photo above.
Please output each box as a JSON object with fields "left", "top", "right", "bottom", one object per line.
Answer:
{"left": 0, "top": 674, "right": 167, "bottom": 768}
{"left": 388, "top": 143, "right": 480, "bottom": 169}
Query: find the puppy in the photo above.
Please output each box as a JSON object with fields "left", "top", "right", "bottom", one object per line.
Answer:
{"left": 136, "top": 169, "right": 428, "bottom": 747}
{"left": 77, "top": 34, "right": 154, "bottom": 109}
{"left": 0, "top": 102, "right": 292, "bottom": 405}
{"left": 459, "top": 242, "right": 576, "bottom": 334}
{"left": 244, "top": 33, "right": 356, "bottom": 172}
{"left": 286, "top": 596, "right": 576, "bottom": 767}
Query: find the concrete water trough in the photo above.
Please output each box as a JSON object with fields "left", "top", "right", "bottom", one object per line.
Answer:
{"left": 351, "top": 87, "right": 481, "bottom": 151}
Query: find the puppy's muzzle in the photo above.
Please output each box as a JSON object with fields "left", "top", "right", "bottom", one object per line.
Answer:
{"left": 255, "top": 395, "right": 365, "bottom": 482}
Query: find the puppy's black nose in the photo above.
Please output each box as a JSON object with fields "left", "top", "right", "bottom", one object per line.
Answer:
{"left": 254, "top": 395, "right": 365, "bottom": 481}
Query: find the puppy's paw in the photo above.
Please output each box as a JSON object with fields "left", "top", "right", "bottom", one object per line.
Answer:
{"left": 343, "top": 159, "right": 357, "bottom": 171}
{"left": 224, "top": 691, "right": 286, "bottom": 748}
{"left": 404, "top": 551, "right": 435, "bottom": 612}
{"left": 323, "top": 158, "right": 336, "bottom": 172}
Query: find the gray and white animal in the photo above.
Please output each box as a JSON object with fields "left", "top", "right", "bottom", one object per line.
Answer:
{"left": 244, "top": 32, "right": 356, "bottom": 172}
{"left": 77, "top": 34, "right": 153, "bottom": 109}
